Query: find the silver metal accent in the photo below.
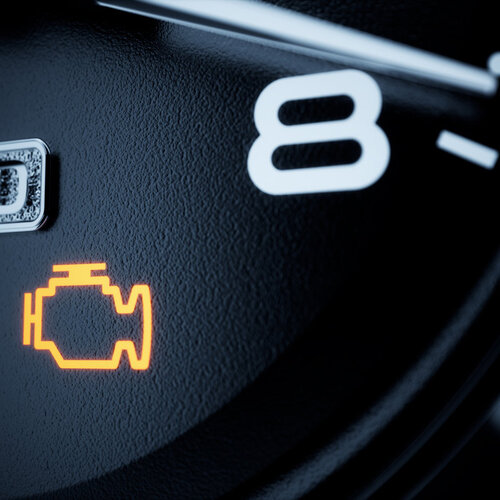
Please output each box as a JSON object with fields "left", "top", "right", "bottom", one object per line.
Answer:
{"left": 0, "top": 139, "right": 49, "bottom": 234}
{"left": 98, "top": 0, "right": 497, "bottom": 96}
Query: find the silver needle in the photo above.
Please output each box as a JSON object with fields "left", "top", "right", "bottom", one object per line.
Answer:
{"left": 97, "top": 0, "right": 497, "bottom": 97}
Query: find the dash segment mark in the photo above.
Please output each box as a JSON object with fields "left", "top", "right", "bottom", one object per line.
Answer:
{"left": 437, "top": 130, "right": 498, "bottom": 169}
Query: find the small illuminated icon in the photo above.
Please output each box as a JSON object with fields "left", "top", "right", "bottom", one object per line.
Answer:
{"left": 23, "top": 263, "right": 152, "bottom": 370}
{"left": 0, "top": 139, "right": 48, "bottom": 233}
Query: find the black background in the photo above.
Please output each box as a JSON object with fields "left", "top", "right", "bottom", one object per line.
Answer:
{"left": 1, "top": 1, "right": 499, "bottom": 498}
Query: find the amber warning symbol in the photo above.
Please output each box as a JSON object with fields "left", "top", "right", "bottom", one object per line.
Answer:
{"left": 23, "top": 263, "right": 152, "bottom": 370}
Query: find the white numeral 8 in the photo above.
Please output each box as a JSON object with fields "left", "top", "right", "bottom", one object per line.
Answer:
{"left": 248, "top": 70, "right": 390, "bottom": 195}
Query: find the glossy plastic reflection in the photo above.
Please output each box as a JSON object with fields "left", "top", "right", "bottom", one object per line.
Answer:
{"left": 23, "top": 263, "right": 152, "bottom": 370}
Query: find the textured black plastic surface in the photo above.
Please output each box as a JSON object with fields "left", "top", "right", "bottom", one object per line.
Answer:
{"left": 1, "top": 1, "right": 499, "bottom": 498}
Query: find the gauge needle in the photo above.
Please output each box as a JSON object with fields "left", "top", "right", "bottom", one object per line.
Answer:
{"left": 97, "top": 0, "right": 497, "bottom": 97}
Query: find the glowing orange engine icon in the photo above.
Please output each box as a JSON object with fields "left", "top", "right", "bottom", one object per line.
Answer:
{"left": 23, "top": 263, "right": 152, "bottom": 370}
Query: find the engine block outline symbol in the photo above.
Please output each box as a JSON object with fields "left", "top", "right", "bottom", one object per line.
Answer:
{"left": 23, "top": 263, "right": 152, "bottom": 370}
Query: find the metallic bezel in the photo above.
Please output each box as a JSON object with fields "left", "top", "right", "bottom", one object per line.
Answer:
{"left": 0, "top": 138, "right": 49, "bottom": 234}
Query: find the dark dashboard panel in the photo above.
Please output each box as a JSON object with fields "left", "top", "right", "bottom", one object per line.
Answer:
{"left": 1, "top": 1, "right": 499, "bottom": 498}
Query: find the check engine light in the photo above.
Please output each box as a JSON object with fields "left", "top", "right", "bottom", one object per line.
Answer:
{"left": 23, "top": 263, "right": 152, "bottom": 370}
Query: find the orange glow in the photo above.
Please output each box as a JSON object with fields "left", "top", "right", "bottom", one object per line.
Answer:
{"left": 23, "top": 263, "right": 152, "bottom": 370}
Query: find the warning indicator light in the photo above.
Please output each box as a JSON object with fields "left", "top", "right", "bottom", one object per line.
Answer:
{"left": 23, "top": 263, "right": 152, "bottom": 370}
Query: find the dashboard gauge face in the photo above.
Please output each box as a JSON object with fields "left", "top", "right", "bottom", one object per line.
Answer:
{"left": 0, "top": 1, "right": 499, "bottom": 498}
